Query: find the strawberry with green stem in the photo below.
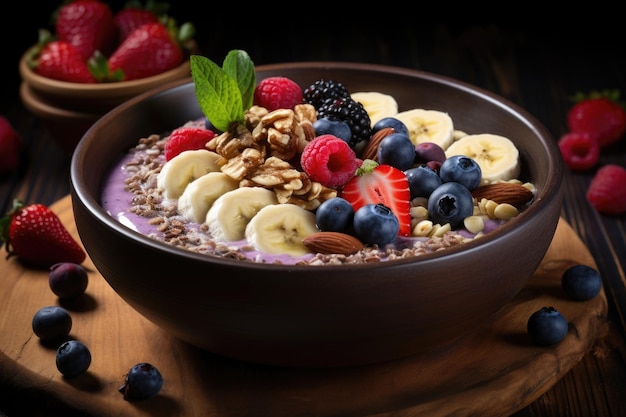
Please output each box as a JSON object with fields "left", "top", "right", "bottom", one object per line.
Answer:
{"left": 567, "top": 89, "right": 626, "bottom": 148}
{"left": 113, "top": 0, "right": 171, "bottom": 42}
{"left": 340, "top": 160, "right": 412, "bottom": 237}
{"left": 0, "top": 200, "right": 86, "bottom": 268}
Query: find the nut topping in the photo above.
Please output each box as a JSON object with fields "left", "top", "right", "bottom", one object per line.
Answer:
{"left": 303, "top": 232, "right": 365, "bottom": 255}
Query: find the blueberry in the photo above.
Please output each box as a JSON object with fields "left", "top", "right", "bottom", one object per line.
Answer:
{"left": 56, "top": 340, "right": 91, "bottom": 378}
{"left": 313, "top": 118, "right": 352, "bottom": 144}
{"left": 439, "top": 155, "right": 482, "bottom": 190}
{"left": 405, "top": 165, "right": 442, "bottom": 199}
{"left": 32, "top": 306, "right": 72, "bottom": 341}
{"left": 427, "top": 182, "right": 474, "bottom": 228}
{"left": 562, "top": 264, "right": 602, "bottom": 301}
{"left": 49, "top": 262, "right": 88, "bottom": 300}
{"left": 527, "top": 306, "right": 568, "bottom": 346}
{"left": 372, "top": 117, "right": 410, "bottom": 138}
{"left": 414, "top": 142, "right": 446, "bottom": 165}
{"left": 119, "top": 362, "right": 164, "bottom": 401}
{"left": 376, "top": 133, "right": 415, "bottom": 171}
{"left": 353, "top": 203, "right": 399, "bottom": 246}
{"left": 315, "top": 197, "right": 354, "bottom": 233}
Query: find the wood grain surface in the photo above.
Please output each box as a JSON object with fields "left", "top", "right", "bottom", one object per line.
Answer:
{"left": 0, "top": 196, "right": 609, "bottom": 417}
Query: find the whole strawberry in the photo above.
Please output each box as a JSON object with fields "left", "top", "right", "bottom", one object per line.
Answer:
{"left": 586, "top": 164, "right": 626, "bottom": 215}
{"left": 0, "top": 116, "right": 23, "bottom": 175}
{"left": 107, "top": 21, "right": 184, "bottom": 81}
{"left": 113, "top": 2, "right": 161, "bottom": 42}
{"left": 567, "top": 91, "right": 626, "bottom": 148}
{"left": 0, "top": 200, "right": 86, "bottom": 268}
{"left": 55, "top": 0, "right": 117, "bottom": 61}
{"left": 30, "top": 38, "right": 97, "bottom": 83}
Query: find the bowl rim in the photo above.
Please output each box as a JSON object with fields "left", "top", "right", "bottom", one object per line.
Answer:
{"left": 19, "top": 46, "right": 191, "bottom": 98}
{"left": 71, "top": 61, "right": 563, "bottom": 270}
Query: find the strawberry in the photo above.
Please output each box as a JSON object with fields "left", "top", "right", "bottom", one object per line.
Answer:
{"left": 30, "top": 38, "right": 97, "bottom": 83}
{"left": 164, "top": 127, "right": 216, "bottom": 161}
{"left": 567, "top": 91, "right": 626, "bottom": 148}
{"left": 586, "top": 164, "right": 626, "bottom": 216}
{"left": 55, "top": 0, "right": 117, "bottom": 61}
{"left": 0, "top": 116, "right": 23, "bottom": 175}
{"left": 340, "top": 160, "right": 412, "bottom": 236}
{"left": 113, "top": 2, "right": 163, "bottom": 42}
{"left": 0, "top": 200, "right": 86, "bottom": 268}
{"left": 107, "top": 21, "right": 184, "bottom": 81}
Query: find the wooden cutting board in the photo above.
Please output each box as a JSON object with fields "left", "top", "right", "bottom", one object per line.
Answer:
{"left": 0, "top": 196, "right": 608, "bottom": 417}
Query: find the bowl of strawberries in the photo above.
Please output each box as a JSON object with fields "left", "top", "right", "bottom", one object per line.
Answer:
{"left": 70, "top": 51, "right": 564, "bottom": 368}
{"left": 19, "top": 0, "right": 197, "bottom": 154}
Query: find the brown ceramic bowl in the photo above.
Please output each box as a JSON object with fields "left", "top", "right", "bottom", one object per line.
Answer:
{"left": 70, "top": 62, "right": 563, "bottom": 368}
{"left": 18, "top": 47, "right": 191, "bottom": 153}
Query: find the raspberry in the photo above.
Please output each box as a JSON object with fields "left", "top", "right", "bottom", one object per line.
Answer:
{"left": 558, "top": 131, "right": 600, "bottom": 171}
{"left": 253, "top": 77, "right": 303, "bottom": 111}
{"left": 300, "top": 134, "right": 359, "bottom": 188}
{"left": 586, "top": 164, "right": 626, "bottom": 215}
{"left": 164, "top": 127, "right": 215, "bottom": 161}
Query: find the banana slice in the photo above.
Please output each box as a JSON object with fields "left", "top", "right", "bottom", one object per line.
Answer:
{"left": 157, "top": 149, "right": 222, "bottom": 199}
{"left": 393, "top": 109, "right": 455, "bottom": 150}
{"left": 444, "top": 133, "right": 520, "bottom": 183}
{"left": 205, "top": 187, "right": 278, "bottom": 241}
{"left": 177, "top": 172, "right": 240, "bottom": 223}
{"left": 351, "top": 92, "right": 399, "bottom": 126}
{"left": 245, "top": 203, "right": 319, "bottom": 257}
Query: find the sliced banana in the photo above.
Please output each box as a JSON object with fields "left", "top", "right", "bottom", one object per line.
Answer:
{"left": 351, "top": 92, "right": 399, "bottom": 127}
{"left": 245, "top": 203, "right": 319, "bottom": 257}
{"left": 393, "top": 109, "right": 455, "bottom": 150}
{"left": 205, "top": 187, "right": 278, "bottom": 242}
{"left": 177, "top": 172, "right": 239, "bottom": 223}
{"left": 157, "top": 149, "right": 222, "bottom": 199}
{"left": 445, "top": 133, "right": 520, "bottom": 183}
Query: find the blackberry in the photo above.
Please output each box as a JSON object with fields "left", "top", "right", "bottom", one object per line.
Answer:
{"left": 318, "top": 97, "right": 372, "bottom": 146}
{"left": 303, "top": 79, "right": 350, "bottom": 109}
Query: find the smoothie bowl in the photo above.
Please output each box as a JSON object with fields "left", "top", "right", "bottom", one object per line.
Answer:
{"left": 70, "top": 54, "right": 563, "bottom": 367}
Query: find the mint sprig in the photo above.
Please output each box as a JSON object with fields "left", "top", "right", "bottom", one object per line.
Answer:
{"left": 190, "top": 50, "right": 256, "bottom": 132}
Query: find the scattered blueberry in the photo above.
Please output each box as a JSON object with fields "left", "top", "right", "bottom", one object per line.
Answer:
{"left": 371, "top": 117, "right": 410, "bottom": 138}
{"left": 414, "top": 142, "right": 447, "bottom": 165}
{"left": 32, "top": 306, "right": 72, "bottom": 341}
{"left": 49, "top": 262, "right": 89, "bottom": 300}
{"left": 315, "top": 197, "right": 354, "bottom": 233}
{"left": 353, "top": 203, "right": 399, "bottom": 246}
{"left": 527, "top": 306, "right": 568, "bottom": 346}
{"left": 439, "top": 155, "right": 482, "bottom": 190}
{"left": 56, "top": 340, "right": 91, "bottom": 378}
{"left": 119, "top": 362, "right": 164, "bottom": 401}
{"left": 405, "top": 165, "right": 442, "bottom": 199}
{"left": 427, "top": 182, "right": 474, "bottom": 227}
{"left": 562, "top": 264, "right": 602, "bottom": 301}
{"left": 376, "top": 132, "right": 415, "bottom": 171}
{"left": 313, "top": 118, "right": 352, "bottom": 144}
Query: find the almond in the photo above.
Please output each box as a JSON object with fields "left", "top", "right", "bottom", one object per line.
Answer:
{"left": 471, "top": 183, "right": 534, "bottom": 207}
{"left": 303, "top": 231, "right": 364, "bottom": 255}
{"left": 359, "top": 127, "right": 394, "bottom": 161}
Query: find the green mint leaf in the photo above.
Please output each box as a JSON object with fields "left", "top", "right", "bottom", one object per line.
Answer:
{"left": 222, "top": 50, "right": 256, "bottom": 111}
{"left": 190, "top": 54, "right": 245, "bottom": 132}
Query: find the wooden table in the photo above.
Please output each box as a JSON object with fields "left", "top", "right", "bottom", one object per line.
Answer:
{"left": 2, "top": 23, "right": 625, "bottom": 416}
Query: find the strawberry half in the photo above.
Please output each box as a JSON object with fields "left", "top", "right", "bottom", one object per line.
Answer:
{"left": 0, "top": 200, "right": 86, "bottom": 268}
{"left": 341, "top": 160, "right": 412, "bottom": 236}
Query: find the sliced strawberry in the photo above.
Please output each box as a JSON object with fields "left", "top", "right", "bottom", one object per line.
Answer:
{"left": 0, "top": 200, "right": 86, "bottom": 268}
{"left": 341, "top": 160, "right": 412, "bottom": 236}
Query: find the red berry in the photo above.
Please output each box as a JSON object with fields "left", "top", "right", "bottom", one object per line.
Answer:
{"left": 0, "top": 116, "right": 23, "bottom": 175}
{"left": 558, "top": 131, "right": 600, "bottom": 171}
{"left": 253, "top": 77, "right": 303, "bottom": 111}
{"left": 164, "top": 127, "right": 215, "bottom": 161}
{"left": 586, "top": 164, "right": 626, "bottom": 215}
{"left": 567, "top": 97, "right": 626, "bottom": 148}
{"left": 300, "top": 134, "right": 359, "bottom": 188}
